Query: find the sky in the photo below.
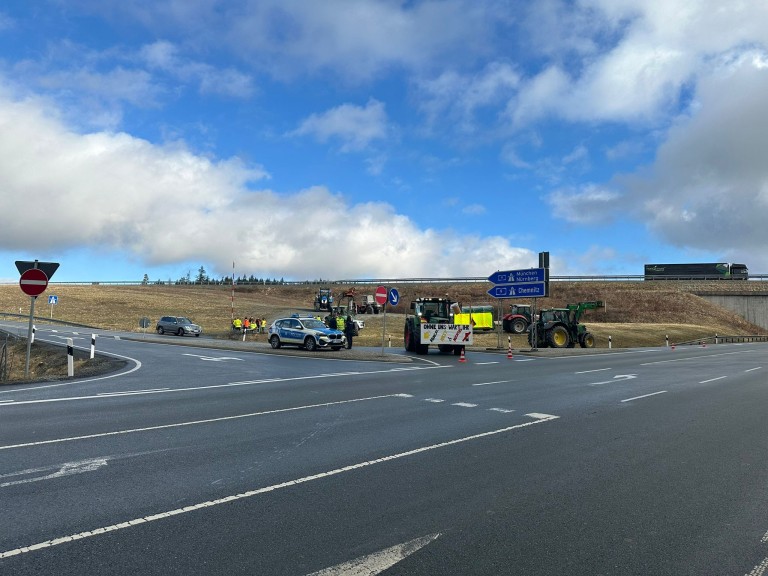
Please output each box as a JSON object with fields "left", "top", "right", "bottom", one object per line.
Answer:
{"left": 1, "top": 0, "right": 767, "bottom": 284}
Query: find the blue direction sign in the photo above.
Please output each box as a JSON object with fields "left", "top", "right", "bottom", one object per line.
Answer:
{"left": 487, "top": 268, "right": 545, "bottom": 284}
{"left": 48, "top": 295, "right": 58, "bottom": 304}
{"left": 487, "top": 282, "right": 547, "bottom": 299}
{"left": 388, "top": 287, "right": 400, "bottom": 306}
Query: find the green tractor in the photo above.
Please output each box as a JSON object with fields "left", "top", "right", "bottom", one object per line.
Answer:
{"left": 404, "top": 297, "right": 464, "bottom": 355}
{"left": 528, "top": 300, "right": 604, "bottom": 349}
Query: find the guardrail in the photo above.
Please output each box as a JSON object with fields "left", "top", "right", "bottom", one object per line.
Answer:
{"left": 0, "top": 274, "right": 768, "bottom": 287}
{"left": 675, "top": 335, "right": 768, "bottom": 346}
{"left": 1, "top": 274, "right": 768, "bottom": 287}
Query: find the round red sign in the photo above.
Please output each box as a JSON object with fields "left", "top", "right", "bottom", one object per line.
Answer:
{"left": 19, "top": 268, "right": 49, "bottom": 297}
{"left": 375, "top": 285, "right": 387, "bottom": 306}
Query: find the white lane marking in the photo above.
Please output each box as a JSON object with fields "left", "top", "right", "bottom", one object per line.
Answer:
{"left": 452, "top": 402, "right": 477, "bottom": 408}
{"left": 514, "top": 358, "right": 535, "bottom": 362}
{"left": 475, "top": 361, "right": 499, "bottom": 365}
{"left": 0, "top": 415, "right": 558, "bottom": 560}
{"left": 746, "top": 557, "right": 768, "bottom": 576}
{"left": 424, "top": 398, "right": 444, "bottom": 403}
{"left": 0, "top": 394, "right": 406, "bottom": 451}
{"left": 306, "top": 533, "right": 440, "bottom": 576}
{"left": 472, "top": 380, "right": 515, "bottom": 387}
{"left": 621, "top": 391, "right": 667, "bottom": 403}
{"left": 576, "top": 368, "right": 611, "bottom": 374}
{"left": 588, "top": 374, "right": 638, "bottom": 386}
{"left": 488, "top": 408, "right": 515, "bottom": 414}
{"left": 0, "top": 458, "right": 108, "bottom": 488}
{"left": 0, "top": 366, "right": 438, "bottom": 406}
{"left": 745, "top": 367, "right": 762, "bottom": 373}
{"left": 0, "top": 400, "right": 14, "bottom": 405}
{"left": 700, "top": 376, "right": 727, "bottom": 384}
{"left": 761, "top": 529, "right": 768, "bottom": 543}
{"left": 641, "top": 350, "right": 754, "bottom": 366}
{"left": 0, "top": 342, "right": 141, "bottom": 395}
{"left": 182, "top": 354, "right": 244, "bottom": 362}
{"left": 97, "top": 388, "right": 170, "bottom": 396}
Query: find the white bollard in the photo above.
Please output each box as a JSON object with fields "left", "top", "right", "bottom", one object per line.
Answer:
{"left": 90, "top": 334, "right": 96, "bottom": 359}
{"left": 31, "top": 325, "right": 36, "bottom": 344}
{"left": 665, "top": 334, "right": 669, "bottom": 347}
{"left": 67, "top": 338, "right": 74, "bottom": 377}
{"left": 608, "top": 335, "right": 612, "bottom": 349}
{"left": 388, "top": 335, "right": 391, "bottom": 347}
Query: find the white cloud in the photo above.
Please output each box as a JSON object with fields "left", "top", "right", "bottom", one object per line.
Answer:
{"left": 547, "top": 185, "right": 621, "bottom": 225}
{"left": 290, "top": 99, "right": 389, "bottom": 152}
{"left": 0, "top": 88, "right": 535, "bottom": 279}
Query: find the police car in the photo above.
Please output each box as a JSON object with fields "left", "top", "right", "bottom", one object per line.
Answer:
{"left": 268, "top": 315, "right": 347, "bottom": 351}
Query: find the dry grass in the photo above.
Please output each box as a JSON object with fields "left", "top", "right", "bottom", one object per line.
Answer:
{"left": 1, "top": 280, "right": 764, "bottom": 382}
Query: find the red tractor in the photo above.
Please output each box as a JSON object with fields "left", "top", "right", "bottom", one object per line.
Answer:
{"left": 502, "top": 304, "right": 533, "bottom": 334}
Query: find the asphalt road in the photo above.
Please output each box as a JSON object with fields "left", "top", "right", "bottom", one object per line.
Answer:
{"left": 1, "top": 322, "right": 768, "bottom": 575}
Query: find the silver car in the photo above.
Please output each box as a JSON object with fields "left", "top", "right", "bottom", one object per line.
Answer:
{"left": 156, "top": 316, "right": 202, "bottom": 337}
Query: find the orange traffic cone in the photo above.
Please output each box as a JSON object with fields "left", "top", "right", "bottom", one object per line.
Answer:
{"left": 459, "top": 347, "right": 467, "bottom": 363}
{"left": 671, "top": 343, "right": 676, "bottom": 350}
{"left": 507, "top": 345, "right": 514, "bottom": 359}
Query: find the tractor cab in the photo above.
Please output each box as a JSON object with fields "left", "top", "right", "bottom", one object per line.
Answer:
{"left": 412, "top": 298, "right": 453, "bottom": 323}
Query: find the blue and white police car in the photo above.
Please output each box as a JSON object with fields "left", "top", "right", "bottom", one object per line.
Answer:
{"left": 268, "top": 315, "right": 347, "bottom": 351}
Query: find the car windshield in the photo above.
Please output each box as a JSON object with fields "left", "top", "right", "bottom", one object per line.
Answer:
{"left": 302, "top": 319, "right": 328, "bottom": 330}
{"left": 178, "top": 317, "right": 192, "bottom": 324}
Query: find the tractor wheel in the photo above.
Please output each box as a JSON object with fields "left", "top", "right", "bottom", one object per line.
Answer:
{"left": 580, "top": 332, "right": 596, "bottom": 348}
{"left": 404, "top": 326, "right": 416, "bottom": 352}
{"left": 528, "top": 327, "right": 545, "bottom": 348}
{"left": 511, "top": 318, "right": 528, "bottom": 334}
{"left": 547, "top": 325, "right": 570, "bottom": 348}
{"left": 416, "top": 343, "right": 429, "bottom": 355}
{"left": 437, "top": 345, "right": 453, "bottom": 354}
{"left": 502, "top": 319, "right": 512, "bottom": 333}
{"left": 452, "top": 346, "right": 463, "bottom": 355}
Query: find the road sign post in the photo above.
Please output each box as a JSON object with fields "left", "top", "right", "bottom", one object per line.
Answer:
{"left": 375, "top": 285, "right": 389, "bottom": 353}
{"left": 17, "top": 260, "right": 59, "bottom": 378}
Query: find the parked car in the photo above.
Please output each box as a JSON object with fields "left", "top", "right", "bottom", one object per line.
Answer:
{"left": 156, "top": 316, "right": 202, "bottom": 337}
{"left": 268, "top": 316, "right": 346, "bottom": 351}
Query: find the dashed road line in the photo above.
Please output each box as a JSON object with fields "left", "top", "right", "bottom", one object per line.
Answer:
{"left": 0, "top": 414, "right": 559, "bottom": 560}
{"left": 621, "top": 391, "right": 667, "bottom": 403}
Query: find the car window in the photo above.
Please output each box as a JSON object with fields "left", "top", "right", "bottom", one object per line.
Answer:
{"left": 302, "top": 319, "right": 326, "bottom": 330}
{"left": 178, "top": 317, "right": 191, "bottom": 324}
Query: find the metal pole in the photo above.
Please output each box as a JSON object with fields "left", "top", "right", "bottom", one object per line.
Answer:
{"left": 381, "top": 288, "right": 387, "bottom": 355}
{"left": 24, "top": 296, "right": 35, "bottom": 378}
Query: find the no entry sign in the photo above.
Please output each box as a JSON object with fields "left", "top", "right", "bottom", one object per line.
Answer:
{"left": 375, "top": 285, "right": 387, "bottom": 306}
{"left": 19, "top": 268, "right": 49, "bottom": 297}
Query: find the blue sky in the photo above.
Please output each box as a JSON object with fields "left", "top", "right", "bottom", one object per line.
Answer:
{"left": 1, "top": 1, "right": 767, "bottom": 283}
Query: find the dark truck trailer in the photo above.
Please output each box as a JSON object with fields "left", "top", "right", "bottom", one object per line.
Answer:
{"left": 644, "top": 263, "right": 748, "bottom": 280}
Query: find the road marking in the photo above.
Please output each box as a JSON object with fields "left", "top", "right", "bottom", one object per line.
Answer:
{"left": 475, "top": 361, "right": 499, "bottom": 365}
{"left": 761, "top": 529, "right": 768, "bottom": 543}
{"left": 182, "top": 353, "right": 244, "bottom": 362}
{"left": 745, "top": 367, "right": 762, "bottom": 373}
{"left": 472, "top": 380, "right": 515, "bottom": 387}
{"left": 1, "top": 457, "right": 108, "bottom": 488}
{"left": 746, "top": 557, "right": 768, "bottom": 576}
{"left": 700, "top": 376, "right": 727, "bottom": 384}
{"left": 306, "top": 533, "right": 440, "bottom": 576}
{"left": 0, "top": 394, "right": 407, "bottom": 451}
{"left": 0, "top": 415, "right": 558, "bottom": 560}
{"left": 588, "top": 374, "right": 638, "bottom": 386}
{"left": 641, "top": 350, "right": 754, "bottom": 366}
{"left": 0, "top": 365, "right": 441, "bottom": 405}
{"left": 424, "top": 398, "right": 444, "bottom": 403}
{"left": 98, "top": 388, "right": 170, "bottom": 396}
{"left": 488, "top": 408, "right": 515, "bottom": 413}
{"left": 452, "top": 402, "right": 477, "bottom": 408}
{"left": 576, "top": 368, "right": 611, "bottom": 374}
{"left": 621, "top": 391, "right": 667, "bottom": 403}
{"left": 0, "top": 343, "right": 141, "bottom": 395}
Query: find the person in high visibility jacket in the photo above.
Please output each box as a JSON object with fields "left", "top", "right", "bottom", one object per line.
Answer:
{"left": 233, "top": 317, "right": 242, "bottom": 331}
{"left": 335, "top": 314, "right": 345, "bottom": 332}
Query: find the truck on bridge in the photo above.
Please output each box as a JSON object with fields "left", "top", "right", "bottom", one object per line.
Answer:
{"left": 644, "top": 263, "right": 748, "bottom": 280}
